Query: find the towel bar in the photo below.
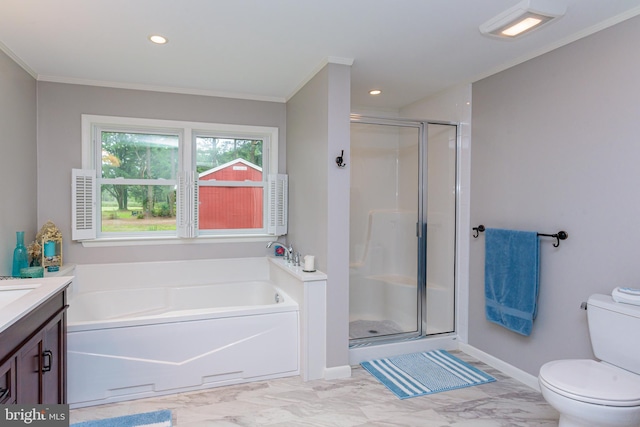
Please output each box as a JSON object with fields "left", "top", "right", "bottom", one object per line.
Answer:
{"left": 472, "top": 225, "right": 568, "bottom": 247}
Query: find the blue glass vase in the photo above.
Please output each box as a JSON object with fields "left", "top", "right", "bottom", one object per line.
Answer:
{"left": 12, "top": 231, "right": 29, "bottom": 277}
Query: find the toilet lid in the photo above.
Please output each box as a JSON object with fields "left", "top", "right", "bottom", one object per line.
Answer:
{"left": 539, "top": 359, "right": 640, "bottom": 407}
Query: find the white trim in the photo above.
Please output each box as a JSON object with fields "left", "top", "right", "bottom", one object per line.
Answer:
{"left": 458, "top": 342, "right": 541, "bottom": 391}
{"left": 0, "top": 40, "right": 37, "bottom": 79}
{"left": 80, "top": 235, "right": 276, "bottom": 247}
{"left": 323, "top": 365, "right": 352, "bottom": 380}
{"left": 39, "top": 74, "right": 286, "bottom": 103}
{"left": 100, "top": 178, "right": 177, "bottom": 186}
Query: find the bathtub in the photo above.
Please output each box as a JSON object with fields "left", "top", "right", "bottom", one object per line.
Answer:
{"left": 66, "top": 258, "right": 301, "bottom": 408}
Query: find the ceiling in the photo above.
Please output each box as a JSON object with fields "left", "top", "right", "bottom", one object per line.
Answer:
{"left": 1, "top": 0, "right": 639, "bottom": 111}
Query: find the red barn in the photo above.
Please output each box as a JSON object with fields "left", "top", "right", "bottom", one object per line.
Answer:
{"left": 198, "top": 159, "right": 263, "bottom": 230}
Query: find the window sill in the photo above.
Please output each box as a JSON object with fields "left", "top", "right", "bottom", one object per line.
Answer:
{"left": 80, "top": 235, "right": 278, "bottom": 247}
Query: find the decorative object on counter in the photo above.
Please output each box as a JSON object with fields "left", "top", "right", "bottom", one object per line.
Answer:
{"left": 303, "top": 255, "right": 316, "bottom": 272}
{"left": 20, "top": 266, "right": 44, "bottom": 278}
{"left": 36, "top": 220, "right": 63, "bottom": 272}
{"left": 27, "top": 239, "right": 42, "bottom": 266}
{"left": 12, "top": 231, "right": 29, "bottom": 277}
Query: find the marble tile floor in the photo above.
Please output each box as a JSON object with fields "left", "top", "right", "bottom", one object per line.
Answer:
{"left": 70, "top": 351, "right": 559, "bottom": 427}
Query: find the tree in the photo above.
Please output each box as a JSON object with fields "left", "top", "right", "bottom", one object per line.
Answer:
{"left": 195, "top": 137, "right": 263, "bottom": 173}
{"left": 101, "top": 132, "right": 178, "bottom": 213}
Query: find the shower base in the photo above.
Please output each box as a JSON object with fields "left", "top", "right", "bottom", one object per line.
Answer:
{"left": 349, "top": 319, "right": 405, "bottom": 339}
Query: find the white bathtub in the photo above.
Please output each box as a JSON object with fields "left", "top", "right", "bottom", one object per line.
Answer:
{"left": 67, "top": 258, "right": 301, "bottom": 408}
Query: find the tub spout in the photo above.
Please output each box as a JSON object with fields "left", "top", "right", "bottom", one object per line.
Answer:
{"left": 266, "top": 241, "right": 293, "bottom": 262}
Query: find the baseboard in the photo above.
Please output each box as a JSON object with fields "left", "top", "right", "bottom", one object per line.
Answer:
{"left": 458, "top": 342, "right": 540, "bottom": 391}
{"left": 324, "top": 365, "right": 352, "bottom": 380}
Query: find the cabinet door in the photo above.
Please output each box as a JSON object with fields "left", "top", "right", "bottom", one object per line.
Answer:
{"left": 42, "top": 312, "right": 64, "bottom": 404}
{"left": 16, "top": 333, "right": 43, "bottom": 403}
{"left": 0, "top": 357, "right": 16, "bottom": 404}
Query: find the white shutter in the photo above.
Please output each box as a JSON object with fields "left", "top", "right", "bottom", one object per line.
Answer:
{"left": 72, "top": 169, "right": 97, "bottom": 240}
{"left": 268, "top": 174, "right": 288, "bottom": 236}
{"left": 177, "top": 171, "right": 198, "bottom": 238}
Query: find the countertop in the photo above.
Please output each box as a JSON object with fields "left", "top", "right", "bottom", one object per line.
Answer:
{"left": 0, "top": 276, "right": 73, "bottom": 334}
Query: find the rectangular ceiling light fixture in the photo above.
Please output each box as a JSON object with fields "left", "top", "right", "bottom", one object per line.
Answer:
{"left": 480, "top": 0, "right": 566, "bottom": 39}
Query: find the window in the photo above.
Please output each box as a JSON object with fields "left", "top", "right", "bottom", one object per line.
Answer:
{"left": 74, "top": 115, "right": 286, "bottom": 242}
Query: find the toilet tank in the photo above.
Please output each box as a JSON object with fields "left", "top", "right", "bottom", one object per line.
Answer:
{"left": 587, "top": 294, "right": 640, "bottom": 375}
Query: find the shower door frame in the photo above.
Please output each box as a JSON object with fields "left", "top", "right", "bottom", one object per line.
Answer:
{"left": 349, "top": 115, "right": 460, "bottom": 347}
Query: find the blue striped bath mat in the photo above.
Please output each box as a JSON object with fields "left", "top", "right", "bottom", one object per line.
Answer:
{"left": 361, "top": 349, "right": 496, "bottom": 399}
{"left": 71, "top": 410, "right": 172, "bottom": 427}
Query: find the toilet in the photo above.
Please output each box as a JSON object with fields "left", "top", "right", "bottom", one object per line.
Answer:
{"left": 539, "top": 294, "right": 640, "bottom": 427}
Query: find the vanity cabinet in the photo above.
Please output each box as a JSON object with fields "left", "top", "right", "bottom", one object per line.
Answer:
{"left": 0, "top": 357, "right": 16, "bottom": 403}
{"left": 0, "top": 286, "right": 67, "bottom": 404}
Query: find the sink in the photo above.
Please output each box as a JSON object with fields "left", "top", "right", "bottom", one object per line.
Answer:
{"left": 0, "top": 285, "right": 40, "bottom": 310}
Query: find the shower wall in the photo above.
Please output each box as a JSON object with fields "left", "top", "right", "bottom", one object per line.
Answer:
{"left": 350, "top": 124, "right": 417, "bottom": 273}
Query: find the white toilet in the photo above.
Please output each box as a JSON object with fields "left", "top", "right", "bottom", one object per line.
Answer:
{"left": 539, "top": 294, "right": 640, "bottom": 427}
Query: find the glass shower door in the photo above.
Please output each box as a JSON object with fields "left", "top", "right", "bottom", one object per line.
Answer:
{"left": 349, "top": 120, "right": 421, "bottom": 342}
{"left": 349, "top": 118, "right": 458, "bottom": 344}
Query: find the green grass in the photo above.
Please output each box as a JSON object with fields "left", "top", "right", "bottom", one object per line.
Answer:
{"left": 101, "top": 223, "right": 176, "bottom": 232}
{"left": 101, "top": 207, "right": 176, "bottom": 232}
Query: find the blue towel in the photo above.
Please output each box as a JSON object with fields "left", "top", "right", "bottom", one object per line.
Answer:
{"left": 485, "top": 228, "right": 540, "bottom": 336}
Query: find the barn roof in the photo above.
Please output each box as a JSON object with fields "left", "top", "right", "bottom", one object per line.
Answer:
{"left": 199, "top": 158, "right": 262, "bottom": 179}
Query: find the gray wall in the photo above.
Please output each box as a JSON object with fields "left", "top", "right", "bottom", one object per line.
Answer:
{"left": 36, "top": 82, "right": 286, "bottom": 264}
{"left": 0, "top": 50, "right": 37, "bottom": 275}
{"left": 470, "top": 15, "right": 640, "bottom": 376}
{"left": 287, "top": 63, "right": 351, "bottom": 369}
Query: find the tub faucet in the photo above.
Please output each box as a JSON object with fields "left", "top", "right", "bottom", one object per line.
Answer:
{"left": 266, "top": 241, "right": 293, "bottom": 262}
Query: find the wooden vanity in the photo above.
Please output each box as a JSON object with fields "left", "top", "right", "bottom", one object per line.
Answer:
{"left": 0, "top": 276, "right": 71, "bottom": 404}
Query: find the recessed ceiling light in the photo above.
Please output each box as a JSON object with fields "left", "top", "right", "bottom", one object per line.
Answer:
{"left": 149, "top": 35, "right": 168, "bottom": 44}
{"left": 369, "top": 89, "right": 382, "bottom": 95}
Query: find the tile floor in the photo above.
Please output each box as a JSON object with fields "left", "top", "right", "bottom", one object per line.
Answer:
{"left": 69, "top": 351, "right": 559, "bottom": 426}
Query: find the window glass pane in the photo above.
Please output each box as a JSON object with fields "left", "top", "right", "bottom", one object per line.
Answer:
{"left": 101, "top": 131, "right": 178, "bottom": 179}
{"left": 196, "top": 137, "right": 263, "bottom": 181}
{"left": 198, "top": 186, "right": 263, "bottom": 230}
{"left": 101, "top": 184, "right": 176, "bottom": 232}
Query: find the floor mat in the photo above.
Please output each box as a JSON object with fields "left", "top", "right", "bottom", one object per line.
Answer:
{"left": 361, "top": 349, "right": 496, "bottom": 399}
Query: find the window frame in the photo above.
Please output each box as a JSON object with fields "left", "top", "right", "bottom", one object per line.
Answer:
{"left": 80, "top": 114, "right": 280, "bottom": 244}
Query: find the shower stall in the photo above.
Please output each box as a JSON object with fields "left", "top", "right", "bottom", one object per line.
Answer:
{"left": 349, "top": 116, "right": 458, "bottom": 346}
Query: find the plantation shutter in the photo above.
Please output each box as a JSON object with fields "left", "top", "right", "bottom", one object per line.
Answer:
{"left": 177, "top": 171, "right": 199, "bottom": 238}
{"left": 267, "top": 174, "right": 288, "bottom": 236}
{"left": 72, "top": 169, "right": 97, "bottom": 240}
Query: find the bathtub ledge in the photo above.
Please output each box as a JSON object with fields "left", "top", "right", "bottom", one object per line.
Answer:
{"left": 268, "top": 257, "right": 327, "bottom": 282}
